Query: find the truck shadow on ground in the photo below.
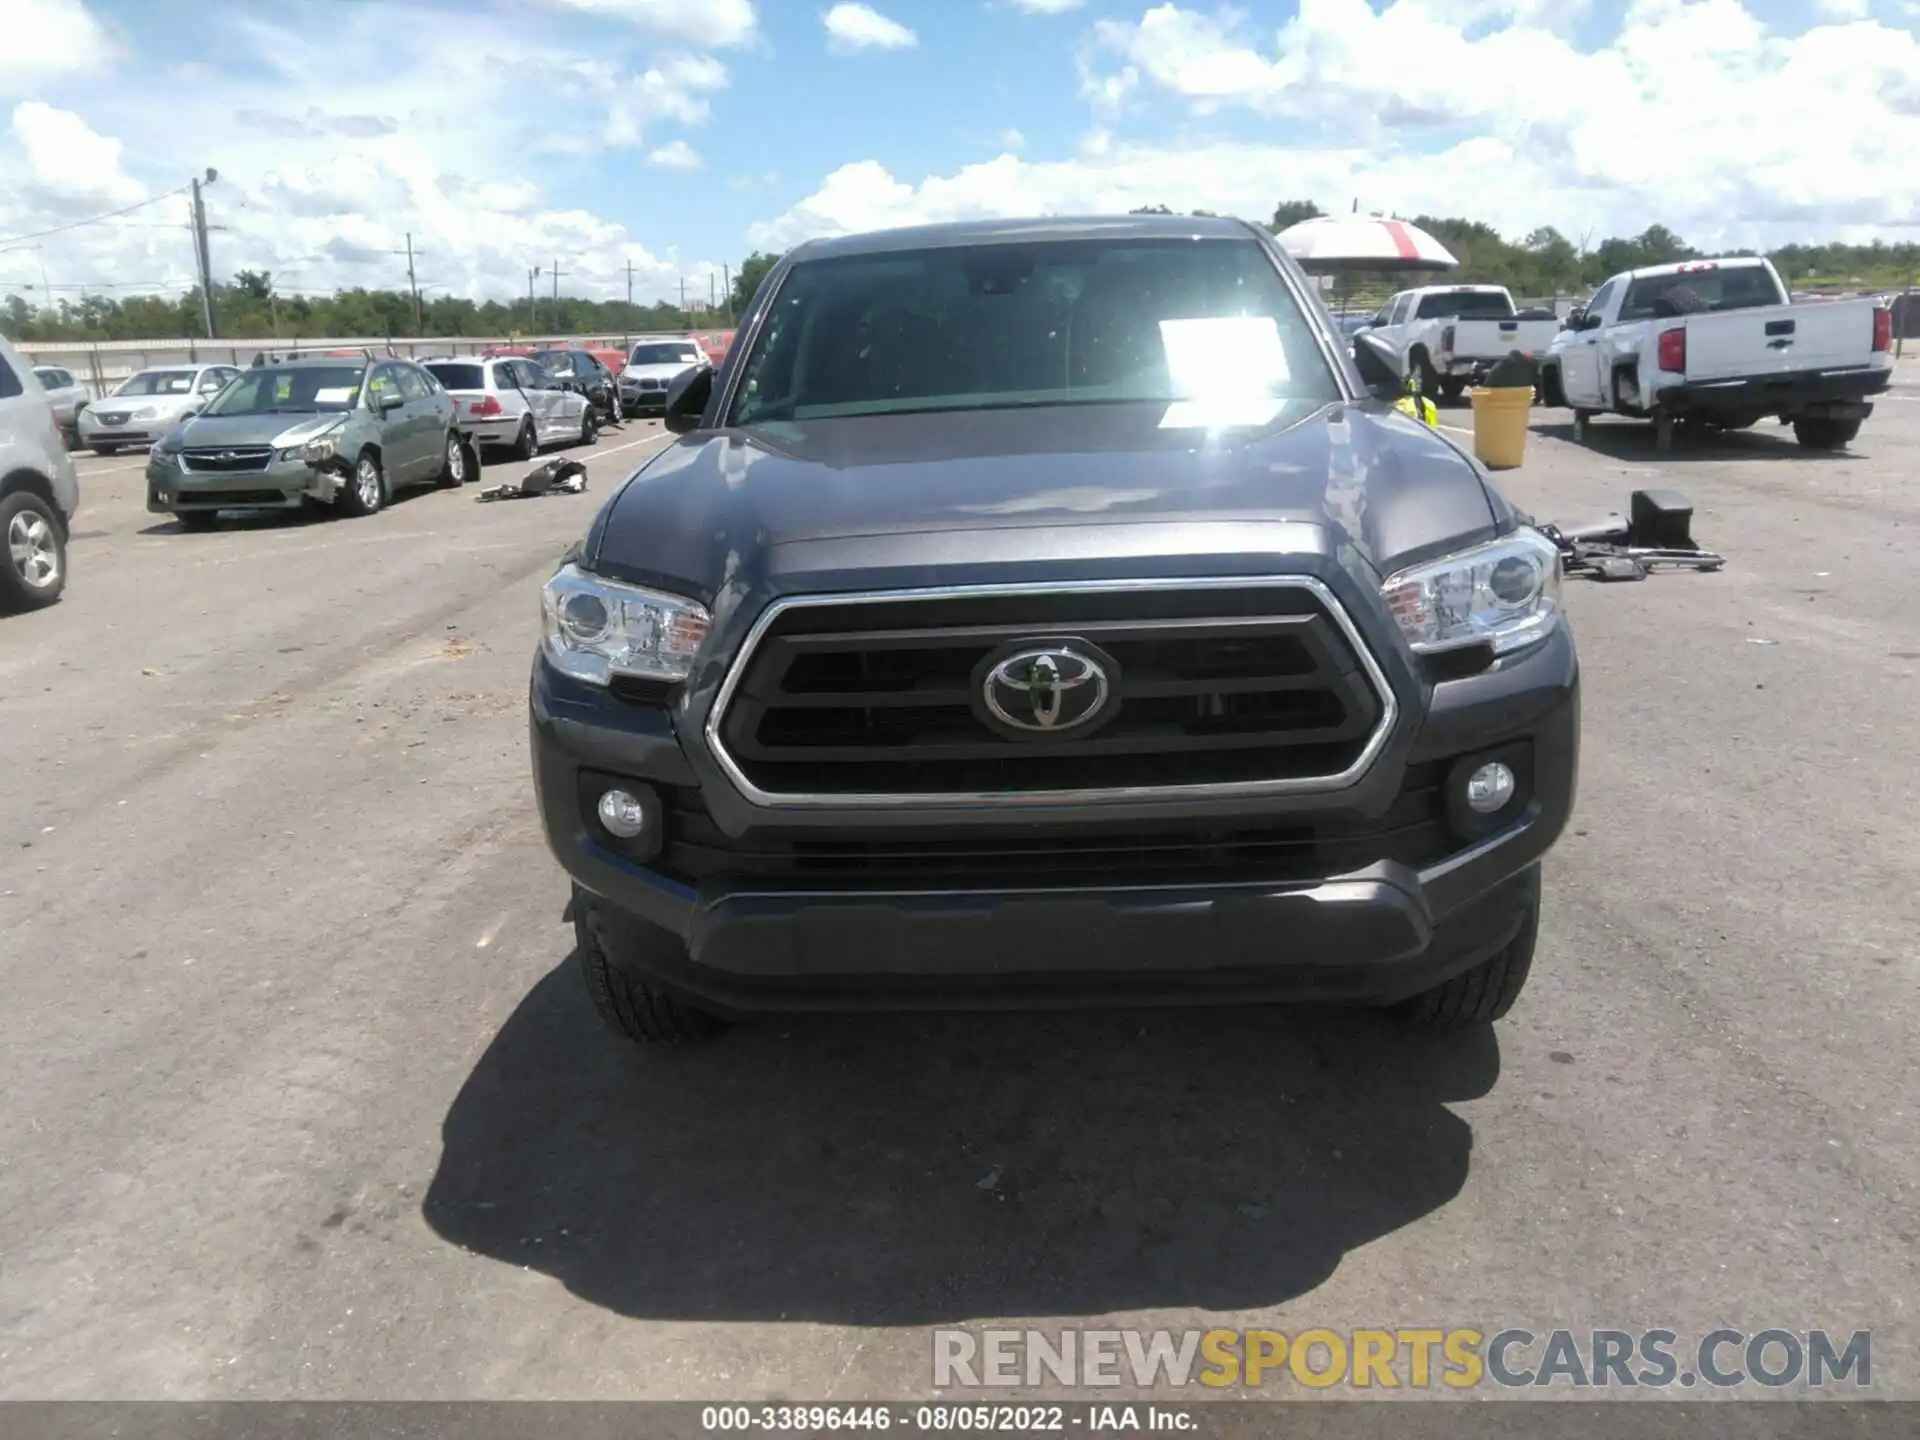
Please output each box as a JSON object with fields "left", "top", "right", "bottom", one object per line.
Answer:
{"left": 1529, "top": 419, "right": 1857, "bottom": 465}
{"left": 422, "top": 956, "right": 1499, "bottom": 1325}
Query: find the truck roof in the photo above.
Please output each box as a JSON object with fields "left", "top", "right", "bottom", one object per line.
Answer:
{"left": 1619, "top": 256, "right": 1770, "bottom": 281}
{"left": 790, "top": 213, "right": 1257, "bottom": 261}
{"left": 1400, "top": 284, "right": 1510, "bottom": 296}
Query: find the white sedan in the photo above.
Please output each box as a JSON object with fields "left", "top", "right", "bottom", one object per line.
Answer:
{"left": 76, "top": 364, "right": 241, "bottom": 455}
{"left": 421, "top": 356, "right": 597, "bottom": 461}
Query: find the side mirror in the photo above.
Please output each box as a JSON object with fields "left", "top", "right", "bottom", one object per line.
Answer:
{"left": 377, "top": 391, "right": 405, "bottom": 413}
{"left": 1564, "top": 308, "right": 1586, "bottom": 330}
{"left": 663, "top": 364, "right": 714, "bottom": 434}
{"left": 1351, "top": 332, "right": 1404, "bottom": 402}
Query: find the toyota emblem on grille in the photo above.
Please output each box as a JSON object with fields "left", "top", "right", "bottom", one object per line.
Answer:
{"left": 979, "top": 643, "right": 1115, "bottom": 736}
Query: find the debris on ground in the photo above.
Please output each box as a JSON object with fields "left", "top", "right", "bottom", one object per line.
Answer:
{"left": 1540, "top": 488, "right": 1726, "bottom": 582}
{"left": 477, "top": 458, "right": 588, "bottom": 502}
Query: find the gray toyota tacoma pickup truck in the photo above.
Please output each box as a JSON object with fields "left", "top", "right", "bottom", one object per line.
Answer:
{"left": 530, "top": 214, "right": 1579, "bottom": 1045}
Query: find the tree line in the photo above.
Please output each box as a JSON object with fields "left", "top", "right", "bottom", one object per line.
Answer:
{"left": 7, "top": 207, "right": 1912, "bottom": 345}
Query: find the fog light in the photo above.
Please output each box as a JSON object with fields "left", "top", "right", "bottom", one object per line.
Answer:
{"left": 596, "top": 788, "right": 651, "bottom": 839}
{"left": 1466, "top": 761, "right": 1516, "bottom": 814}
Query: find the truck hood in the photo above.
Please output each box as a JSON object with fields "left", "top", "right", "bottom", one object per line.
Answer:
{"left": 169, "top": 412, "right": 348, "bottom": 449}
{"left": 589, "top": 399, "right": 1501, "bottom": 598}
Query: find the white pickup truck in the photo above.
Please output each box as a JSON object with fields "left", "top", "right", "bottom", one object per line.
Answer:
{"left": 1539, "top": 256, "right": 1893, "bottom": 451}
{"left": 1358, "top": 284, "right": 1562, "bottom": 399}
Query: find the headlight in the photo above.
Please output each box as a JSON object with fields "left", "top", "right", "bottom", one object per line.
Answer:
{"left": 540, "top": 563, "right": 712, "bottom": 685}
{"left": 282, "top": 437, "right": 338, "bottom": 464}
{"left": 1381, "top": 527, "right": 1561, "bottom": 656}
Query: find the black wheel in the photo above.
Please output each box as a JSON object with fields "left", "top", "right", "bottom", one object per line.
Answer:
{"left": 1537, "top": 364, "right": 1567, "bottom": 409}
{"left": 174, "top": 510, "right": 220, "bottom": 532}
{"left": 577, "top": 405, "right": 599, "bottom": 446}
{"left": 92, "top": 444, "right": 119, "bottom": 457}
{"left": 1437, "top": 376, "right": 1468, "bottom": 402}
{"left": 435, "top": 430, "right": 467, "bottom": 488}
{"left": 1395, "top": 891, "right": 1539, "bottom": 1030}
{"left": 1793, "top": 417, "right": 1861, "bottom": 451}
{"left": 512, "top": 417, "right": 538, "bottom": 462}
{"left": 573, "top": 887, "right": 725, "bottom": 1046}
{"left": 1, "top": 490, "right": 66, "bottom": 612}
{"left": 338, "top": 450, "right": 385, "bottom": 517}
{"left": 1411, "top": 349, "right": 1442, "bottom": 399}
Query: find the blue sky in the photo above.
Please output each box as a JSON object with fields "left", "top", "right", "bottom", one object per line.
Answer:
{"left": 4, "top": 0, "right": 1918, "bottom": 306}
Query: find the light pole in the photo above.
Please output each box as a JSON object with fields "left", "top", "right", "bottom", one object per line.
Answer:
{"left": 191, "top": 167, "right": 220, "bottom": 339}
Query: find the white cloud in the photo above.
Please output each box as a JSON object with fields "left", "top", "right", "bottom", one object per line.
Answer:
{"left": 1815, "top": 0, "right": 1870, "bottom": 17}
{"left": 648, "top": 139, "right": 703, "bottom": 170}
{"left": 549, "top": 0, "right": 758, "bottom": 47}
{"left": 999, "top": 128, "right": 1026, "bottom": 151}
{"left": 0, "top": 0, "right": 112, "bottom": 91}
{"left": 752, "top": 0, "right": 1920, "bottom": 257}
{"left": 1006, "top": 0, "right": 1086, "bottom": 12}
{"left": 0, "top": 7, "right": 728, "bottom": 307}
{"left": 824, "top": 3, "right": 919, "bottom": 52}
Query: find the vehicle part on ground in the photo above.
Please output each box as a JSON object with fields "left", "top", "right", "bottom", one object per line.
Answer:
{"left": 1539, "top": 489, "right": 1726, "bottom": 582}
{"left": 477, "top": 457, "right": 587, "bottom": 502}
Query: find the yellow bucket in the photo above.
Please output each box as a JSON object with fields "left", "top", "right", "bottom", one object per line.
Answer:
{"left": 1469, "top": 386, "right": 1533, "bottom": 470}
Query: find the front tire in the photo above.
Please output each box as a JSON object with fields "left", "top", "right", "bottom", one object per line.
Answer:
{"left": 1411, "top": 349, "right": 1442, "bottom": 400}
{"left": 1, "top": 491, "right": 67, "bottom": 612}
{"left": 1396, "top": 893, "right": 1539, "bottom": 1030}
{"left": 1437, "top": 376, "right": 1468, "bottom": 402}
{"left": 174, "top": 510, "right": 220, "bottom": 533}
{"left": 574, "top": 887, "right": 725, "bottom": 1046}
{"left": 577, "top": 405, "right": 599, "bottom": 447}
{"left": 91, "top": 444, "right": 119, "bottom": 457}
{"left": 338, "top": 451, "right": 386, "bottom": 517}
{"left": 1793, "top": 417, "right": 1861, "bottom": 450}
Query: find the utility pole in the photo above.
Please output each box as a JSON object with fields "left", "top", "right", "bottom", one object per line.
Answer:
{"left": 709, "top": 271, "right": 716, "bottom": 313}
{"left": 723, "top": 263, "right": 732, "bottom": 325}
{"left": 527, "top": 265, "right": 541, "bottom": 331}
{"left": 190, "top": 169, "right": 219, "bottom": 340}
{"left": 550, "top": 257, "right": 566, "bottom": 335}
{"left": 391, "top": 233, "right": 423, "bottom": 334}
{"left": 625, "top": 259, "right": 635, "bottom": 312}
{"left": 679, "top": 274, "right": 687, "bottom": 318}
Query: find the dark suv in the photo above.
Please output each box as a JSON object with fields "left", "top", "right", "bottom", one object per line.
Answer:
{"left": 530, "top": 348, "right": 618, "bottom": 422}
{"left": 530, "top": 215, "right": 1579, "bottom": 1045}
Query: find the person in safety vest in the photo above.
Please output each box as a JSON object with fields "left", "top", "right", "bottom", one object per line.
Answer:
{"left": 1395, "top": 374, "right": 1438, "bottom": 428}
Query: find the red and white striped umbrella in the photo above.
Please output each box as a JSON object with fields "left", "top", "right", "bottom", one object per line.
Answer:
{"left": 1275, "top": 215, "right": 1459, "bottom": 273}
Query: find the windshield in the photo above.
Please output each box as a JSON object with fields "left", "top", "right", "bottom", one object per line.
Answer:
{"left": 533, "top": 351, "right": 574, "bottom": 375}
{"left": 1414, "top": 291, "right": 1514, "bottom": 320}
{"left": 631, "top": 343, "right": 702, "bottom": 366}
{"left": 729, "top": 238, "right": 1338, "bottom": 424}
{"left": 203, "top": 365, "right": 366, "bottom": 416}
{"left": 424, "top": 363, "right": 486, "bottom": 391}
{"left": 1619, "top": 265, "right": 1784, "bottom": 320}
{"left": 117, "top": 370, "right": 198, "bottom": 397}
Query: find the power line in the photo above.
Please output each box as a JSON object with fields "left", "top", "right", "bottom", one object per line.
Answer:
{"left": 0, "top": 185, "right": 191, "bottom": 248}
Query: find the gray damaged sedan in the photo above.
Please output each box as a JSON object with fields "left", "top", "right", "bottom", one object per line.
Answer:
{"left": 147, "top": 355, "right": 467, "bottom": 530}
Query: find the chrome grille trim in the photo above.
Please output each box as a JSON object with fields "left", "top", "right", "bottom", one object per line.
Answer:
{"left": 703, "top": 576, "right": 1400, "bottom": 810}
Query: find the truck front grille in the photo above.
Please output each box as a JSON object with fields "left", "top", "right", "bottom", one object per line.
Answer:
{"left": 658, "top": 764, "right": 1446, "bottom": 890}
{"left": 707, "top": 580, "right": 1394, "bottom": 803}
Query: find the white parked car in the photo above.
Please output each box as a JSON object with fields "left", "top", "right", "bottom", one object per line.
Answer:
{"left": 1362, "top": 285, "right": 1562, "bottom": 399}
{"left": 76, "top": 363, "right": 242, "bottom": 455}
{"left": 1539, "top": 256, "right": 1894, "bottom": 451}
{"left": 1, "top": 334, "right": 81, "bottom": 611}
{"left": 30, "top": 364, "right": 91, "bottom": 438}
{"left": 420, "top": 356, "right": 596, "bottom": 461}
{"left": 618, "top": 336, "right": 707, "bottom": 417}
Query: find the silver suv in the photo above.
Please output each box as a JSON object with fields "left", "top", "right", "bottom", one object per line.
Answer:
{"left": 0, "top": 334, "right": 81, "bottom": 611}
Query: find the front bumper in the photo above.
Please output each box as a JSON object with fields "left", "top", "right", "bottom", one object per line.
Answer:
{"left": 530, "top": 622, "right": 1581, "bottom": 1013}
{"left": 79, "top": 416, "right": 171, "bottom": 447}
{"left": 619, "top": 386, "right": 668, "bottom": 413}
{"left": 146, "top": 455, "right": 347, "bottom": 513}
